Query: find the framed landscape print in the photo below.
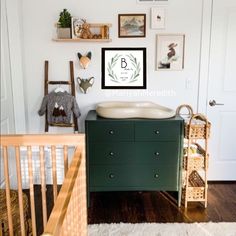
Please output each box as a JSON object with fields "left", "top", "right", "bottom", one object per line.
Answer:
{"left": 102, "top": 48, "right": 147, "bottom": 89}
{"left": 156, "top": 34, "right": 185, "bottom": 70}
{"left": 118, "top": 14, "right": 146, "bottom": 38}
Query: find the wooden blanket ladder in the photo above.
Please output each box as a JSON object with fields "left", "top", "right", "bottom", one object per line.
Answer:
{"left": 44, "top": 60, "right": 79, "bottom": 132}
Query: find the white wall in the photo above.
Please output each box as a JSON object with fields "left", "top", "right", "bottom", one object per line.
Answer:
{"left": 21, "top": 0, "right": 203, "bottom": 132}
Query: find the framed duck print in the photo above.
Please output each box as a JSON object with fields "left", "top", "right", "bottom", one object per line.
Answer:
{"left": 156, "top": 34, "right": 185, "bottom": 70}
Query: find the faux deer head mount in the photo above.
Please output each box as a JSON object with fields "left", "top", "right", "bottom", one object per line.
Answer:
{"left": 77, "top": 52, "right": 92, "bottom": 69}
{"left": 77, "top": 77, "right": 94, "bottom": 94}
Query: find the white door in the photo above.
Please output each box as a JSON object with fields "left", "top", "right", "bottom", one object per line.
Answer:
{"left": 207, "top": 0, "right": 236, "bottom": 180}
{"left": 1, "top": 0, "right": 15, "bottom": 134}
{"left": 1, "top": 0, "right": 16, "bottom": 188}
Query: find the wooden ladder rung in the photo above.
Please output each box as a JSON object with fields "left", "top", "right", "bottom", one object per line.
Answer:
{"left": 47, "top": 81, "right": 72, "bottom": 85}
{"left": 49, "top": 123, "right": 75, "bottom": 127}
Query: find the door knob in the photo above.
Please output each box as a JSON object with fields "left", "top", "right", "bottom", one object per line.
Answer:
{"left": 209, "top": 100, "right": 224, "bottom": 107}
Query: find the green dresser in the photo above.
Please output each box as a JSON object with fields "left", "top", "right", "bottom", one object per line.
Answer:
{"left": 85, "top": 110, "right": 184, "bottom": 206}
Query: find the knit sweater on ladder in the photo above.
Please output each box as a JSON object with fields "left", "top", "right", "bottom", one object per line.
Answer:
{"left": 38, "top": 91, "right": 81, "bottom": 124}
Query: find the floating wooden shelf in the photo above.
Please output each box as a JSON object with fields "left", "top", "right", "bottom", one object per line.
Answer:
{"left": 53, "top": 23, "right": 112, "bottom": 42}
{"left": 88, "top": 23, "right": 112, "bottom": 27}
{"left": 52, "top": 38, "right": 112, "bottom": 42}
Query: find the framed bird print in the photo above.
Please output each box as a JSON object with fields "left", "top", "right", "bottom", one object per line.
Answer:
{"left": 156, "top": 34, "right": 185, "bottom": 70}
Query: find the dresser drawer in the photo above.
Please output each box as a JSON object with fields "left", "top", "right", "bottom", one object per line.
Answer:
{"left": 87, "top": 122, "right": 134, "bottom": 141}
{"left": 135, "top": 121, "right": 180, "bottom": 141}
{"left": 90, "top": 165, "right": 178, "bottom": 190}
{"left": 135, "top": 142, "right": 179, "bottom": 165}
{"left": 89, "top": 142, "right": 135, "bottom": 165}
{"left": 89, "top": 142, "right": 179, "bottom": 165}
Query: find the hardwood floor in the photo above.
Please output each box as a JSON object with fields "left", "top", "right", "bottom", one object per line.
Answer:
{"left": 88, "top": 182, "right": 236, "bottom": 224}
{"left": 24, "top": 182, "right": 236, "bottom": 235}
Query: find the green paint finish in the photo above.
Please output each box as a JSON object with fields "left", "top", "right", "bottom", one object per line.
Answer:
{"left": 90, "top": 165, "right": 178, "bottom": 189}
{"left": 85, "top": 110, "right": 184, "bottom": 207}
{"left": 135, "top": 141, "right": 179, "bottom": 165}
{"left": 90, "top": 185, "right": 178, "bottom": 192}
{"left": 89, "top": 142, "right": 135, "bottom": 165}
{"left": 88, "top": 121, "right": 134, "bottom": 141}
{"left": 135, "top": 121, "right": 180, "bottom": 141}
{"left": 89, "top": 141, "right": 179, "bottom": 165}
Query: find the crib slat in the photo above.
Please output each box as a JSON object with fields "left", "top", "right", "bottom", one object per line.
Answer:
{"left": 0, "top": 222, "right": 3, "bottom": 236}
{"left": 63, "top": 145, "right": 68, "bottom": 177}
{"left": 39, "top": 146, "right": 48, "bottom": 229}
{"left": 27, "top": 146, "right": 37, "bottom": 236}
{"left": 51, "top": 146, "right": 57, "bottom": 203}
{"left": 15, "top": 146, "right": 26, "bottom": 236}
{"left": 3, "top": 146, "right": 14, "bottom": 236}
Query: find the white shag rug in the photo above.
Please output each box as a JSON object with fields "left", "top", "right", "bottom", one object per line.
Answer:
{"left": 88, "top": 222, "right": 236, "bottom": 236}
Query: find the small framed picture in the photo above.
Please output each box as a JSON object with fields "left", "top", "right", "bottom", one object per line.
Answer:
{"left": 137, "top": 0, "right": 169, "bottom": 5}
{"left": 71, "top": 17, "right": 83, "bottom": 38}
{"left": 118, "top": 14, "right": 146, "bottom": 38}
{"left": 151, "top": 7, "right": 166, "bottom": 29}
{"left": 156, "top": 34, "right": 185, "bottom": 70}
{"left": 102, "top": 48, "right": 147, "bottom": 89}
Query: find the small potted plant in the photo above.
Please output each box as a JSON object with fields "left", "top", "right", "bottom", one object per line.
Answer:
{"left": 57, "top": 9, "right": 72, "bottom": 39}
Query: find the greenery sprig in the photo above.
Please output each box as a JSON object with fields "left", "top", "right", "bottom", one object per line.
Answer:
{"left": 107, "top": 54, "right": 121, "bottom": 82}
{"left": 126, "top": 54, "right": 141, "bottom": 83}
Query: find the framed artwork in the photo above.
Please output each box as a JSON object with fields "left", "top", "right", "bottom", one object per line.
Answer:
{"left": 156, "top": 34, "right": 185, "bottom": 70}
{"left": 118, "top": 14, "right": 146, "bottom": 38}
{"left": 137, "top": 0, "right": 169, "bottom": 5}
{"left": 71, "top": 17, "right": 83, "bottom": 38}
{"left": 151, "top": 7, "right": 166, "bottom": 29}
{"left": 102, "top": 48, "right": 147, "bottom": 89}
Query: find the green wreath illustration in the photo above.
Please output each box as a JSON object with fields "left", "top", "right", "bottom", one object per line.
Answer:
{"left": 107, "top": 54, "right": 121, "bottom": 83}
{"left": 126, "top": 54, "right": 141, "bottom": 83}
{"left": 107, "top": 54, "right": 141, "bottom": 83}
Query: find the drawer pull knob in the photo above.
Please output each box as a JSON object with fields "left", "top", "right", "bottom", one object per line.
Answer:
{"left": 109, "top": 152, "right": 114, "bottom": 156}
{"left": 109, "top": 174, "right": 115, "bottom": 179}
{"left": 154, "top": 130, "right": 160, "bottom": 134}
{"left": 109, "top": 130, "right": 114, "bottom": 135}
{"left": 154, "top": 174, "right": 159, "bottom": 178}
{"left": 154, "top": 152, "right": 159, "bottom": 156}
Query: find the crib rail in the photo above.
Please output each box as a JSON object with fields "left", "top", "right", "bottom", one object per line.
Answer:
{"left": 41, "top": 145, "right": 87, "bottom": 236}
{"left": 0, "top": 134, "right": 87, "bottom": 236}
